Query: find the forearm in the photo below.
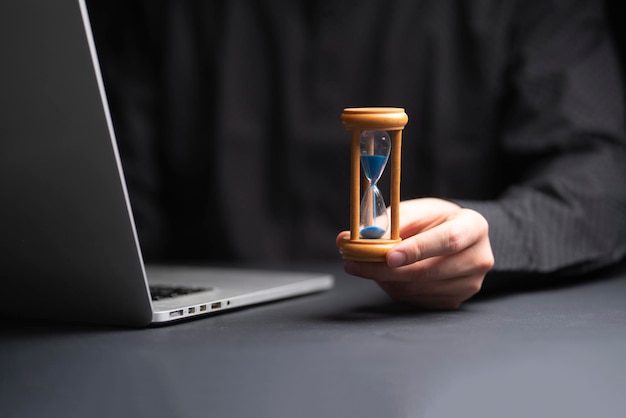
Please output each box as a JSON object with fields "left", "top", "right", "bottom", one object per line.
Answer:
{"left": 458, "top": 142, "right": 626, "bottom": 275}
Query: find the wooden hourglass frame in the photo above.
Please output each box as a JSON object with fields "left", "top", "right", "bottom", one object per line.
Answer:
{"left": 339, "top": 107, "right": 408, "bottom": 262}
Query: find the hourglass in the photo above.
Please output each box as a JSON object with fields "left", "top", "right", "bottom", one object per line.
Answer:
{"left": 339, "top": 107, "right": 408, "bottom": 262}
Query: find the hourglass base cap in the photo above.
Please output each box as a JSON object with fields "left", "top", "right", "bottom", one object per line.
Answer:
{"left": 339, "top": 237, "right": 402, "bottom": 262}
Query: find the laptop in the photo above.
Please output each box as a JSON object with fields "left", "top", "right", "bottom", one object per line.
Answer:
{"left": 0, "top": 0, "right": 333, "bottom": 327}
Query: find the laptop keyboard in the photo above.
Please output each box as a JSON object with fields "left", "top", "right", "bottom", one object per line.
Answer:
{"left": 149, "top": 285, "right": 212, "bottom": 301}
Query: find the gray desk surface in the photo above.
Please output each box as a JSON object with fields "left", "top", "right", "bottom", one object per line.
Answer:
{"left": 2, "top": 262, "right": 626, "bottom": 418}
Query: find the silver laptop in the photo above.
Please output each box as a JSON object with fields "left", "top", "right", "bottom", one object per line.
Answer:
{"left": 0, "top": 0, "right": 333, "bottom": 326}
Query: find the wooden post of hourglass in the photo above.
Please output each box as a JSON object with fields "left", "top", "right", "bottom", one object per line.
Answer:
{"left": 339, "top": 107, "right": 408, "bottom": 262}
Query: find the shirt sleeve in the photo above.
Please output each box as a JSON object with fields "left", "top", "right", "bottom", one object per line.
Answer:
{"left": 457, "top": 0, "right": 626, "bottom": 275}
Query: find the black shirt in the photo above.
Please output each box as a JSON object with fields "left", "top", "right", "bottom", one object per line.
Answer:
{"left": 89, "top": 0, "right": 626, "bottom": 275}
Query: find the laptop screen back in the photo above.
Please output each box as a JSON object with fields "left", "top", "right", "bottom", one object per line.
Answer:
{"left": 0, "top": 0, "right": 153, "bottom": 325}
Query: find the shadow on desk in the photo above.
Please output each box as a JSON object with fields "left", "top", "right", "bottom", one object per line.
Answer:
{"left": 475, "top": 258, "right": 626, "bottom": 301}
{"left": 0, "top": 316, "right": 129, "bottom": 338}
{"left": 323, "top": 258, "right": 626, "bottom": 323}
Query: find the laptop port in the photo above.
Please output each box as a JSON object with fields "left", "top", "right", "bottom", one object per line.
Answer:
{"left": 211, "top": 302, "right": 222, "bottom": 309}
{"left": 169, "top": 309, "right": 184, "bottom": 318}
{"left": 188, "top": 307, "right": 196, "bottom": 314}
{"left": 199, "top": 305, "right": 207, "bottom": 312}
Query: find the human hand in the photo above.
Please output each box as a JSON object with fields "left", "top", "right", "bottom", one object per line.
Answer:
{"left": 336, "top": 198, "right": 494, "bottom": 309}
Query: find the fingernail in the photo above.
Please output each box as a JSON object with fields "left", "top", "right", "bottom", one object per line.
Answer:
{"left": 344, "top": 260, "right": 360, "bottom": 275}
{"left": 387, "top": 251, "right": 406, "bottom": 268}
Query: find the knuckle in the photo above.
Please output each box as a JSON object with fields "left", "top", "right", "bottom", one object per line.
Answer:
{"left": 445, "top": 223, "right": 465, "bottom": 253}
{"left": 476, "top": 251, "right": 495, "bottom": 272}
{"left": 466, "top": 278, "right": 484, "bottom": 295}
{"left": 473, "top": 210, "right": 490, "bottom": 232}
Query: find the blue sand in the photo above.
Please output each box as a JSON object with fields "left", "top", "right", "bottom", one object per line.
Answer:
{"left": 360, "top": 226, "right": 386, "bottom": 239}
{"left": 361, "top": 155, "right": 387, "bottom": 180}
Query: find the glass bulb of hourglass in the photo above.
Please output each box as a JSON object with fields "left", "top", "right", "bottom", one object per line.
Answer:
{"left": 359, "top": 130, "right": 391, "bottom": 239}
{"left": 360, "top": 186, "right": 389, "bottom": 238}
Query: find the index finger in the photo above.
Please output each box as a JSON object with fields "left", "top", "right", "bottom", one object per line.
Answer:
{"left": 387, "top": 209, "right": 488, "bottom": 268}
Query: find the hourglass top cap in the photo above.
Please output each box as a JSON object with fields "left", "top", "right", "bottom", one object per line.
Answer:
{"left": 341, "top": 107, "right": 408, "bottom": 131}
